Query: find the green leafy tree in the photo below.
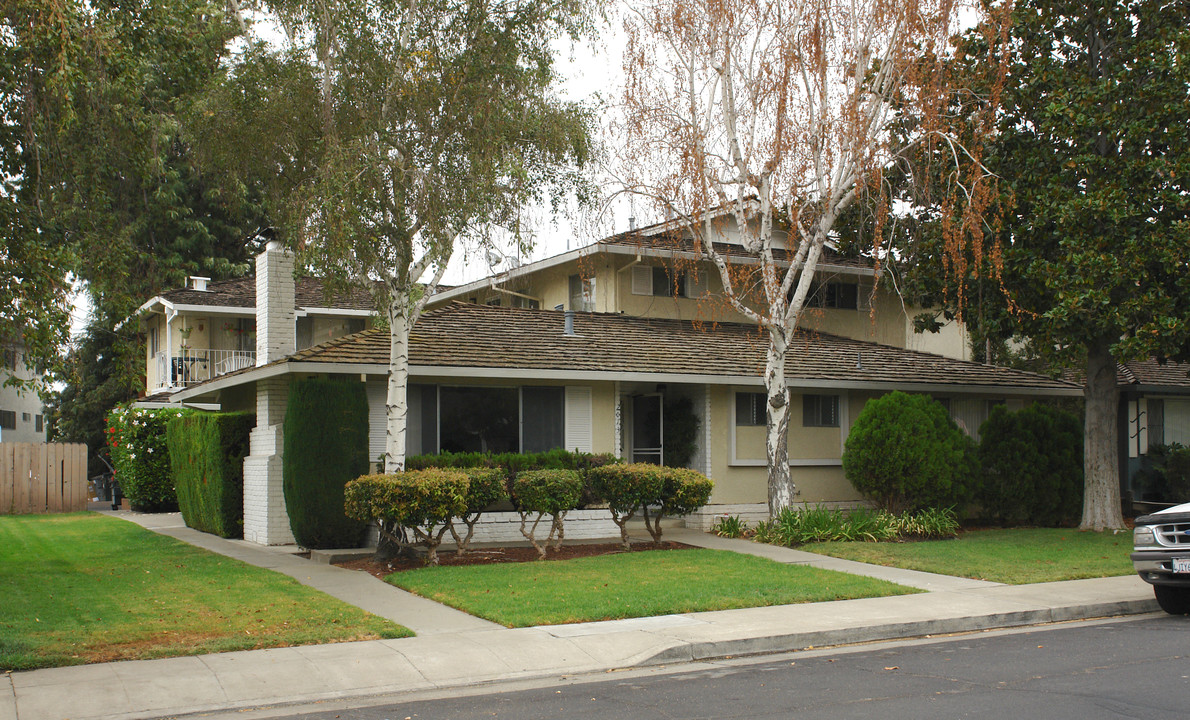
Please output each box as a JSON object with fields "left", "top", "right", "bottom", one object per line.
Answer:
{"left": 192, "top": 0, "right": 595, "bottom": 475}
{"left": 894, "top": 0, "right": 1190, "bottom": 530}
{"left": 5, "top": 0, "right": 265, "bottom": 457}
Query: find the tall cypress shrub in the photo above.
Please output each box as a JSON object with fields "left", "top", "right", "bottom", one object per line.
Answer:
{"left": 168, "top": 412, "right": 254, "bottom": 538}
{"left": 283, "top": 377, "right": 369, "bottom": 548}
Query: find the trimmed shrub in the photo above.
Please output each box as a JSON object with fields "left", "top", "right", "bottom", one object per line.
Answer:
{"left": 644, "top": 467, "right": 714, "bottom": 543}
{"left": 106, "top": 405, "right": 195, "bottom": 512}
{"left": 446, "top": 467, "right": 509, "bottom": 554}
{"left": 345, "top": 470, "right": 469, "bottom": 565}
{"left": 167, "top": 412, "right": 254, "bottom": 538}
{"left": 843, "top": 391, "right": 977, "bottom": 513}
{"left": 978, "top": 404, "right": 1083, "bottom": 526}
{"left": 283, "top": 377, "right": 370, "bottom": 549}
{"left": 587, "top": 463, "right": 666, "bottom": 549}
{"left": 511, "top": 469, "right": 584, "bottom": 558}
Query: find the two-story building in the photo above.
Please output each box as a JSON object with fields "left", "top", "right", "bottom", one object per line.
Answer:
{"left": 0, "top": 342, "right": 47, "bottom": 443}
{"left": 149, "top": 217, "right": 1082, "bottom": 546}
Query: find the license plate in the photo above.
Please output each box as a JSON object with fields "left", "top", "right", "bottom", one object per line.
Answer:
{"left": 1173, "top": 557, "right": 1190, "bottom": 573}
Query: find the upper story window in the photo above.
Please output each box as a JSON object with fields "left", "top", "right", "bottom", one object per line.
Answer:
{"left": 2, "top": 348, "right": 17, "bottom": 370}
{"left": 735, "top": 391, "right": 766, "bottom": 426}
{"left": 569, "top": 274, "right": 595, "bottom": 311}
{"left": 808, "top": 281, "right": 860, "bottom": 310}
{"left": 631, "top": 265, "right": 708, "bottom": 298}
{"left": 0, "top": 410, "right": 15, "bottom": 430}
{"left": 803, "top": 394, "right": 840, "bottom": 427}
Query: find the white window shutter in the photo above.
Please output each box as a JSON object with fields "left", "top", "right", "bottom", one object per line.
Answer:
{"left": 631, "top": 265, "right": 652, "bottom": 295}
{"left": 564, "top": 386, "right": 593, "bottom": 453}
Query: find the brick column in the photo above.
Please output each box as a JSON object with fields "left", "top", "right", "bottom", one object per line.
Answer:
{"left": 243, "top": 377, "right": 293, "bottom": 545}
{"left": 256, "top": 241, "right": 296, "bottom": 366}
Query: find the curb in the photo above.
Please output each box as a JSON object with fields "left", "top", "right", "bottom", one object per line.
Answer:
{"left": 640, "top": 597, "right": 1160, "bottom": 665}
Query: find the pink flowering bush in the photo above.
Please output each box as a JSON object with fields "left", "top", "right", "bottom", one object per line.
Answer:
{"left": 106, "top": 405, "right": 194, "bottom": 512}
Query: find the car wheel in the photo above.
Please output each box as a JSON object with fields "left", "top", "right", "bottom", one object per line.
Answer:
{"left": 1154, "top": 585, "right": 1190, "bottom": 615}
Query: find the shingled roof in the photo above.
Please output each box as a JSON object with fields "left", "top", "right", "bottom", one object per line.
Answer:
{"left": 1118, "top": 359, "right": 1190, "bottom": 389}
{"left": 157, "top": 276, "right": 375, "bottom": 312}
{"left": 278, "top": 302, "right": 1076, "bottom": 392}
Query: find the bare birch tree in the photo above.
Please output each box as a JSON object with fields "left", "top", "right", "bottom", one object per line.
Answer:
{"left": 194, "top": 0, "right": 594, "bottom": 472}
{"left": 616, "top": 0, "right": 1008, "bottom": 513}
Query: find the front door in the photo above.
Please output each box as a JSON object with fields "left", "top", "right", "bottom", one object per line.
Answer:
{"left": 632, "top": 394, "right": 663, "bottom": 465}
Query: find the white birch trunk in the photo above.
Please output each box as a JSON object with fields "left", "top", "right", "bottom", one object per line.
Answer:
{"left": 384, "top": 290, "right": 412, "bottom": 474}
{"left": 765, "top": 329, "right": 794, "bottom": 514}
{"left": 1080, "top": 337, "right": 1125, "bottom": 531}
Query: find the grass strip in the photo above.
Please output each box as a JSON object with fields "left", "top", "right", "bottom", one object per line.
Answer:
{"left": 803, "top": 527, "right": 1134, "bottom": 584}
{"left": 0, "top": 513, "right": 411, "bottom": 671}
{"left": 388, "top": 546, "right": 919, "bottom": 627}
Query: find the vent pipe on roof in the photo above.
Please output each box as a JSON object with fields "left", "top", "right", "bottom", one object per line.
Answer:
{"left": 628, "top": 216, "right": 636, "bottom": 231}
{"left": 564, "top": 310, "right": 575, "bottom": 336}
{"left": 190, "top": 276, "right": 210, "bottom": 291}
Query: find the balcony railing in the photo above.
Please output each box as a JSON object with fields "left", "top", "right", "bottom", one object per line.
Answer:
{"left": 154, "top": 349, "right": 256, "bottom": 389}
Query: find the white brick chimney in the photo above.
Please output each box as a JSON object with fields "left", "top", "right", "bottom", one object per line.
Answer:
{"left": 243, "top": 240, "right": 297, "bottom": 545}
{"left": 255, "top": 240, "right": 296, "bottom": 366}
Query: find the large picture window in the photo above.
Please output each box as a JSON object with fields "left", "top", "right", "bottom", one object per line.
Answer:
{"left": 417, "top": 385, "right": 567, "bottom": 455}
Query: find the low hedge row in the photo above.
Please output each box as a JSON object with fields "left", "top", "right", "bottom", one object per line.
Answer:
{"left": 345, "top": 461, "right": 715, "bottom": 562}
{"left": 167, "top": 412, "right": 255, "bottom": 538}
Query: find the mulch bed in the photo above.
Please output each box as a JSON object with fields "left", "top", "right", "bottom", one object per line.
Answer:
{"left": 337, "top": 541, "right": 693, "bottom": 580}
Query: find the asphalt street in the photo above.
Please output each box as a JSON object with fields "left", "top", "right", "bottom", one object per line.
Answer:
{"left": 238, "top": 614, "right": 1190, "bottom": 720}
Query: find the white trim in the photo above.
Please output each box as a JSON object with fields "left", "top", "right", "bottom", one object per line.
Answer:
{"left": 170, "top": 359, "right": 1084, "bottom": 404}
{"left": 297, "top": 307, "right": 373, "bottom": 317}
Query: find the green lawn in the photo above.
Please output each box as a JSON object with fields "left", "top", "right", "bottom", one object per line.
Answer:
{"left": 0, "top": 513, "right": 411, "bottom": 671}
{"left": 802, "top": 527, "right": 1135, "bottom": 584}
{"left": 388, "top": 547, "right": 920, "bottom": 626}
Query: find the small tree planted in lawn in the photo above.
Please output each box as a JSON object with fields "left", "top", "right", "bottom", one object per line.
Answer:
{"left": 511, "top": 469, "right": 583, "bottom": 558}
{"left": 344, "top": 470, "right": 469, "bottom": 565}
{"left": 843, "top": 392, "right": 977, "bottom": 513}
{"left": 446, "top": 467, "right": 508, "bottom": 555}
{"left": 644, "top": 467, "right": 714, "bottom": 544}
{"left": 588, "top": 463, "right": 666, "bottom": 550}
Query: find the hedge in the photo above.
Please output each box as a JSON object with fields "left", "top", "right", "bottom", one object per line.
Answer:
{"left": 167, "top": 412, "right": 254, "bottom": 538}
{"left": 283, "top": 377, "right": 370, "bottom": 549}
{"left": 106, "top": 405, "right": 196, "bottom": 512}
{"left": 978, "top": 403, "right": 1083, "bottom": 526}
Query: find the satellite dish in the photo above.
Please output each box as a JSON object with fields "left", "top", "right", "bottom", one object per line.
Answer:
{"left": 485, "top": 248, "right": 503, "bottom": 269}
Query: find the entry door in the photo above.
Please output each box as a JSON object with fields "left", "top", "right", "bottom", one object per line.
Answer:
{"left": 632, "top": 394, "right": 664, "bottom": 465}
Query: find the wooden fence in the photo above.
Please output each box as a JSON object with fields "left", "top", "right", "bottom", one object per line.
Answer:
{"left": 0, "top": 443, "right": 89, "bottom": 514}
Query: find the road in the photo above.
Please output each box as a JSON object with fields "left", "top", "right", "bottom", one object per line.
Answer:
{"left": 223, "top": 614, "right": 1190, "bottom": 720}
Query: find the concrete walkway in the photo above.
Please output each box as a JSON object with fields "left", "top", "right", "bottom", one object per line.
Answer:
{"left": 1, "top": 513, "right": 1158, "bottom": 720}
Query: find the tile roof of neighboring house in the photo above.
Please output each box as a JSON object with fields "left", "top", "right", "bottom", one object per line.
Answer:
{"left": 277, "top": 302, "right": 1076, "bottom": 391}
{"left": 157, "top": 276, "right": 376, "bottom": 311}
{"left": 598, "top": 232, "right": 873, "bottom": 271}
{"left": 1118, "top": 359, "right": 1190, "bottom": 389}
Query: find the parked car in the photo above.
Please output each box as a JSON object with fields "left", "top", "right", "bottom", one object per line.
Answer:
{"left": 1132, "top": 501, "right": 1190, "bottom": 614}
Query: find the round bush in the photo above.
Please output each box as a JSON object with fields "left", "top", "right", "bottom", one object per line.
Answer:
{"left": 843, "top": 391, "right": 976, "bottom": 512}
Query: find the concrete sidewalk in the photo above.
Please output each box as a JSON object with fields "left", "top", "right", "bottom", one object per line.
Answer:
{"left": 1, "top": 514, "right": 1158, "bottom": 720}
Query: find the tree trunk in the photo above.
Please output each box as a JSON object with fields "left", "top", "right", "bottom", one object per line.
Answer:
{"left": 765, "top": 331, "right": 795, "bottom": 515}
{"left": 1080, "top": 337, "right": 1124, "bottom": 531}
{"left": 384, "top": 291, "right": 412, "bottom": 474}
